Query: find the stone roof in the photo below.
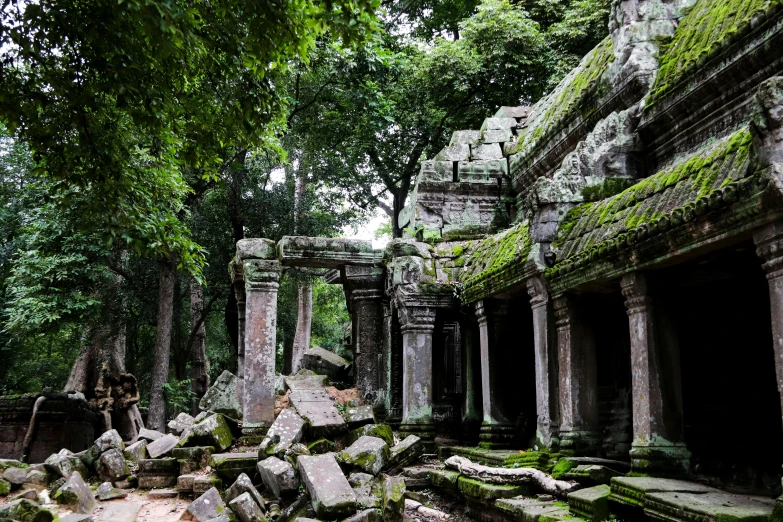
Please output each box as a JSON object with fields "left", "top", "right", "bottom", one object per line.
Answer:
{"left": 549, "top": 127, "right": 756, "bottom": 269}
{"left": 647, "top": 0, "right": 783, "bottom": 108}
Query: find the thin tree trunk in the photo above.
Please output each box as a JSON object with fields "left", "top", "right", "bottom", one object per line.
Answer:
{"left": 148, "top": 256, "right": 176, "bottom": 431}
{"left": 190, "top": 281, "right": 209, "bottom": 414}
{"left": 291, "top": 282, "right": 312, "bottom": 373}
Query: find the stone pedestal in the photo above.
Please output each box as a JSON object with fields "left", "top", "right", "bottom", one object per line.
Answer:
{"left": 527, "top": 276, "right": 560, "bottom": 451}
{"left": 620, "top": 272, "right": 689, "bottom": 476}
{"left": 397, "top": 305, "right": 436, "bottom": 446}
{"left": 755, "top": 222, "right": 783, "bottom": 435}
{"left": 237, "top": 239, "right": 281, "bottom": 435}
{"left": 553, "top": 295, "right": 600, "bottom": 455}
{"left": 344, "top": 266, "right": 385, "bottom": 413}
{"left": 476, "top": 300, "right": 516, "bottom": 449}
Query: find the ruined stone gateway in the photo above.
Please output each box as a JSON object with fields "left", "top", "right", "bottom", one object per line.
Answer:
{"left": 231, "top": 0, "right": 783, "bottom": 517}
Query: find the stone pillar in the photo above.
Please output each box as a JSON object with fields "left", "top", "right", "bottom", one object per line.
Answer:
{"left": 620, "top": 272, "right": 689, "bottom": 475}
{"left": 229, "top": 260, "right": 247, "bottom": 382}
{"left": 476, "top": 300, "right": 515, "bottom": 448}
{"left": 380, "top": 300, "right": 393, "bottom": 422}
{"left": 237, "top": 239, "right": 281, "bottom": 435}
{"left": 755, "top": 222, "right": 783, "bottom": 433}
{"left": 344, "top": 265, "right": 385, "bottom": 413}
{"left": 461, "top": 324, "right": 482, "bottom": 444}
{"left": 527, "top": 276, "right": 560, "bottom": 451}
{"left": 397, "top": 304, "right": 436, "bottom": 445}
{"left": 553, "top": 295, "right": 600, "bottom": 455}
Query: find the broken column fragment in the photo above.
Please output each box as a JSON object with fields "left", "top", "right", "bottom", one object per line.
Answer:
{"left": 229, "top": 492, "right": 266, "bottom": 522}
{"left": 199, "top": 370, "right": 243, "bottom": 422}
{"left": 184, "top": 487, "right": 226, "bottom": 522}
{"left": 258, "top": 409, "right": 305, "bottom": 459}
{"left": 54, "top": 471, "right": 95, "bottom": 514}
{"left": 297, "top": 453, "right": 357, "bottom": 519}
{"left": 257, "top": 456, "right": 299, "bottom": 498}
{"left": 183, "top": 413, "right": 233, "bottom": 452}
{"left": 302, "top": 347, "right": 351, "bottom": 382}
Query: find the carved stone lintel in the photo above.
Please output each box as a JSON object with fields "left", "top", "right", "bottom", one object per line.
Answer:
{"left": 398, "top": 305, "right": 437, "bottom": 334}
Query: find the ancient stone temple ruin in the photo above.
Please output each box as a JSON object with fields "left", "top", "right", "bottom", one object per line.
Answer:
{"left": 228, "top": 0, "right": 783, "bottom": 517}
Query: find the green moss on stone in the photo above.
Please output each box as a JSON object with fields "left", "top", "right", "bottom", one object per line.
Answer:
{"left": 457, "top": 477, "right": 522, "bottom": 501}
{"left": 551, "top": 458, "right": 578, "bottom": 479}
{"left": 460, "top": 222, "right": 532, "bottom": 287}
{"left": 649, "top": 0, "right": 783, "bottom": 107}
{"left": 451, "top": 245, "right": 464, "bottom": 257}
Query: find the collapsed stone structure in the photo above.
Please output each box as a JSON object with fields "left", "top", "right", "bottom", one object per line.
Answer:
{"left": 234, "top": 0, "right": 783, "bottom": 499}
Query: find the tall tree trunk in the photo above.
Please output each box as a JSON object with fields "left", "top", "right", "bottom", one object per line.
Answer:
{"left": 190, "top": 281, "right": 209, "bottom": 414}
{"left": 291, "top": 162, "right": 313, "bottom": 371}
{"left": 148, "top": 256, "right": 176, "bottom": 431}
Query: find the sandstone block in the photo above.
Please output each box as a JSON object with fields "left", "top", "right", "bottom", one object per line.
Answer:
{"left": 258, "top": 409, "right": 305, "bottom": 459}
{"left": 94, "top": 429, "right": 124, "bottom": 453}
{"left": 301, "top": 347, "right": 350, "bottom": 381}
{"left": 199, "top": 370, "right": 243, "bottom": 421}
{"left": 173, "top": 446, "right": 214, "bottom": 474}
{"left": 54, "top": 471, "right": 95, "bottom": 514}
{"left": 2, "top": 467, "right": 28, "bottom": 488}
{"left": 148, "top": 489, "right": 178, "bottom": 499}
{"left": 188, "top": 414, "right": 234, "bottom": 452}
{"left": 96, "top": 482, "right": 129, "bottom": 500}
{"left": 169, "top": 412, "right": 196, "bottom": 435}
{"left": 178, "top": 474, "right": 196, "bottom": 495}
{"left": 96, "top": 449, "right": 129, "bottom": 482}
{"left": 381, "top": 475, "right": 406, "bottom": 522}
{"left": 44, "top": 452, "right": 88, "bottom": 480}
{"left": 184, "top": 487, "right": 226, "bottom": 522}
{"left": 350, "top": 424, "right": 393, "bottom": 447}
{"left": 225, "top": 472, "right": 265, "bottom": 511}
{"left": 257, "top": 456, "right": 298, "bottom": 498}
{"left": 343, "top": 404, "right": 374, "bottom": 430}
{"left": 228, "top": 492, "right": 266, "bottom": 522}
{"left": 193, "top": 476, "right": 223, "bottom": 496}
{"left": 385, "top": 435, "right": 423, "bottom": 473}
{"left": 24, "top": 469, "right": 49, "bottom": 487}
{"left": 123, "top": 440, "right": 147, "bottom": 463}
{"left": 0, "top": 499, "right": 55, "bottom": 522}
{"left": 147, "top": 434, "right": 180, "bottom": 459}
{"left": 297, "top": 454, "right": 356, "bottom": 519}
{"left": 338, "top": 436, "right": 390, "bottom": 476}
{"left": 138, "top": 428, "right": 165, "bottom": 442}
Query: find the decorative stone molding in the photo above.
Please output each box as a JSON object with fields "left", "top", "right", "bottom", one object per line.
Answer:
{"left": 278, "top": 236, "right": 382, "bottom": 268}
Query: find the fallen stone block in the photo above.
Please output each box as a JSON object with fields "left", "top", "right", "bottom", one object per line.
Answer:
{"left": 95, "top": 502, "right": 142, "bottom": 522}
{"left": 343, "top": 508, "right": 380, "bottom": 522}
{"left": 2, "top": 467, "right": 28, "bottom": 488}
{"left": 114, "top": 476, "right": 138, "bottom": 489}
{"left": 349, "top": 472, "right": 379, "bottom": 509}
{"left": 229, "top": 491, "right": 266, "bottom": 522}
{"left": 96, "top": 482, "right": 129, "bottom": 500}
{"left": 349, "top": 424, "right": 393, "bottom": 447}
{"left": 148, "top": 488, "right": 178, "bottom": 499}
{"left": 225, "top": 472, "right": 266, "bottom": 511}
{"left": 343, "top": 401, "right": 374, "bottom": 430}
{"left": 284, "top": 371, "right": 329, "bottom": 392}
{"left": 306, "top": 438, "right": 335, "bottom": 455}
{"left": 146, "top": 433, "right": 180, "bottom": 459}
{"left": 297, "top": 453, "right": 356, "bottom": 519}
{"left": 0, "top": 477, "right": 11, "bottom": 495}
{"left": 54, "top": 471, "right": 95, "bottom": 515}
{"left": 428, "top": 469, "right": 460, "bottom": 493}
{"left": 0, "top": 458, "right": 23, "bottom": 471}
{"left": 183, "top": 487, "right": 226, "bottom": 522}
{"left": 289, "top": 389, "right": 345, "bottom": 436}
{"left": 187, "top": 413, "right": 234, "bottom": 452}
{"left": 24, "top": 469, "right": 49, "bottom": 487}
{"left": 11, "top": 488, "right": 38, "bottom": 501}
{"left": 173, "top": 446, "right": 214, "bottom": 474}
{"left": 49, "top": 477, "right": 66, "bottom": 496}
{"left": 496, "top": 497, "right": 574, "bottom": 521}
{"left": 284, "top": 443, "right": 311, "bottom": 467}
{"left": 381, "top": 475, "right": 405, "bottom": 522}
{"left": 0, "top": 498, "right": 55, "bottom": 522}
{"left": 257, "top": 456, "right": 298, "bottom": 498}
{"left": 138, "top": 458, "right": 178, "bottom": 489}
{"left": 193, "top": 475, "right": 223, "bottom": 496}
{"left": 97, "top": 448, "right": 129, "bottom": 482}
{"left": 44, "top": 452, "right": 89, "bottom": 480}
{"left": 457, "top": 476, "right": 526, "bottom": 501}
{"left": 384, "top": 435, "right": 423, "bottom": 473}
{"left": 94, "top": 429, "right": 125, "bottom": 453}
{"left": 123, "top": 440, "right": 148, "bottom": 463}
{"left": 210, "top": 452, "right": 257, "bottom": 482}
{"left": 568, "top": 484, "right": 610, "bottom": 521}
{"left": 562, "top": 464, "right": 622, "bottom": 486}
{"left": 302, "top": 347, "right": 351, "bottom": 381}
{"left": 258, "top": 409, "right": 305, "bottom": 459}
{"left": 338, "top": 436, "right": 390, "bottom": 476}
{"left": 178, "top": 474, "right": 196, "bottom": 495}
{"left": 138, "top": 428, "right": 165, "bottom": 442}
{"left": 169, "top": 412, "right": 196, "bottom": 434}
{"left": 199, "top": 370, "right": 243, "bottom": 421}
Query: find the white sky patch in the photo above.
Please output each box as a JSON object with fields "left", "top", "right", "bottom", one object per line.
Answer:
{"left": 342, "top": 206, "right": 391, "bottom": 250}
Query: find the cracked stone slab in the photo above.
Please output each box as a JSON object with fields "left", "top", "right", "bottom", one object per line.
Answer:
{"left": 338, "top": 436, "right": 390, "bottom": 476}
{"left": 289, "top": 390, "right": 345, "bottom": 434}
{"left": 297, "top": 453, "right": 356, "bottom": 519}
{"left": 258, "top": 409, "right": 305, "bottom": 459}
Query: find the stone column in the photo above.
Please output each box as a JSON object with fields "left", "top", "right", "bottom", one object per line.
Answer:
{"left": 527, "top": 276, "right": 560, "bottom": 451}
{"left": 620, "top": 272, "right": 689, "bottom": 475}
{"left": 344, "top": 265, "right": 385, "bottom": 412}
{"left": 461, "top": 324, "right": 482, "bottom": 444}
{"left": 237, "top": 239, "right": 281, "bottom": 435}
{"left": 553, "top": 295, "right": 600, "bottom": 455}
{"left": 229, "top": 260, "right": 247, "bottom": 382}
{"left": 398, "top": 304, "right": 436, "bottom": 445}
{"left": 755, "top": 222, "right": 783, "bottom": 433}
{"left": 476, "top": 300, "right": 516, "bottom": 448}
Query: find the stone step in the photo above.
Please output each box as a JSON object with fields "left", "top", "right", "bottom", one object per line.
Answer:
{"left": 568, "top": 484, "right": 610, "bottom": 521}
{"left": 457, "top": 476, "right": 527, "bottom": 502}
{"left": 210, "top": 451, "right": 257, "bottom": 482}
{"left": 495, "top": 497, "right": 585, "bottom": 521}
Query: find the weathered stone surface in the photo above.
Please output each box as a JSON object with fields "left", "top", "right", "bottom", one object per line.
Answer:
{"left": 169, "top": 412, "right": 196, "bottom": 434}
{"left": 380, "top": 475, "right": 405, "bottom": 522}
{"left": 138, "top": 428, "right": 165, "bottom": 442}
{"left": 148, "top": 489, "right": 178, "bottom": 499}
{"left": 568, "top": 484, "right": 610, "bottom": 521}
{"left": 44, "top": 453, "right": 88, "bottom": 480}
{"left": 257, "top": 456, "right": 298, "bottom": 498}
{"left": 349, "top": 472, "right": 379, "bottom": 509}
{"left": 225, "top": 473, "right": 265, "bottom": 511}
{"left": 343, "top": 404, "right": 374, "bottom": 430}
{"left": 193, "top": 476, "right": 223, "bottom": 496}
{"left": 301, "top": 347, "right": 350, "bottom": 382}
{"left": 147, "top": 433, "right": 180, "bottom": 459}
{"left": 278, "top": 236, "right": 379, "bottom": 269}
{"left": 434, "top": 144, "right": 471, "bottom": 162}
{"left": 96, "top": 482, "right": 129, "bottom": 500}
{"left": 470, "top": 143, "right": 503, "bottom": 161}
{"left": 0, "top": 477, "right": 12, "bottom": 495}
{"left": 200, "top": 371, "right": 243, "bottom": 421}
{"left": 338, "top": 436, "right": 390, "bottom": 476}
{"left": 289, "top": 389, "right": 345, "bottom": 435}
{"left": 457, "top": 476, "right": 524, "bottom": 501}
{"left": 495, "top": 497, "right": 573, "bottom": 521}
{"left": 173, "top": 446, "right": 214, "bottom": 474}
{"left": 138, "top": 458, "right": 178, "bottom": 489}
{"left": 284, "top": 443, "right": 311, "bottom": 466}
{"left": 229, "top": 492, "right": 267, "bottom": 522}
{"left": 94, "top": 429, "right": 124, "bottom": 453}
{"left": 122, "top": 440, "right": 147, "bottom": 463}
{"left": 450, "top": 130, "right": 481, "bottom": 146}
{"left": 481, "top": 128, "right": 513, "bottom": 144}
{"left": 0, "top": 458, "right": 23, "bottom": 471}
{"left": 24, "top": 469, "right": 48, "bottom": 487}
{"left": 210, "top": 452, "right": 256, "bottom": 483}
{"left": 284, "top": 372, "right": 329, "bottom": 391}
{"left": 343, "top": 508, "right": 380, "bottom": 522}
{"left": 185, "top": 487, "right": 227, "bottom": 522}
{"left": 49, "top": 477, "right": 66, "bottom": 496}
{"left": 11, "top": 488, "right": 38, "bottom": 501}
{"left": 258, "top": 409, "right": 305, "bottom": 459}
{"left": 385, "top": 435, "right": 423, "bottom": 473}
{"left": 96, "top": 449, "right": 129, "bottom": 482}
{"left": 188, "top": 414, "right": 234, "bottom": 452}
{"left": 306, "top": 439, "right": 335, "bottom": 455}
{"left": 0, "top": 499, "right": 55, "bottom": 522}
{"left": 178, "top": 474, "right": 196, "bottom": 495}
{"left": 95, "top": 502, "right": 142, "bottom": 522}
{"left": 113, "top": 476, "right": 137, "bottom": 489}
{"left": 2, "top": 467, "right": 28, "bottom": 487}
{"left": 297, "top": 454, "right": 356, "bottom": 519}
{"left": 54, "top": 471, "right": 95, "bottom": 514}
